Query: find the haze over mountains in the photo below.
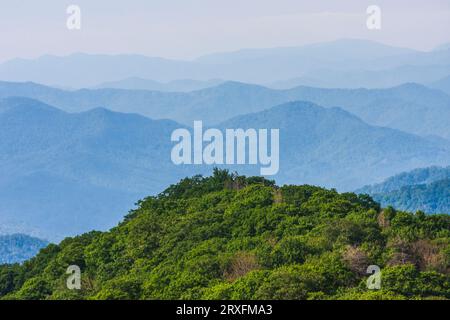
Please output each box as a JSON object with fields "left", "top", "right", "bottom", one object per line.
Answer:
{"left": 1, "top": 97, "right": 449, "bottom": 240}
{"left": 219, "top": 102, "right": 450, "bottom": 189}
{"left": 0, "top": 234, "right": 48, "bottom": 264}
{"left": 357, "top": 166, "right": 450, "bottom": 214}
{"left": 93, "top": 78, "right": 224, "bottom": 92}
{"left": 0, "top": 97, "right": 191, "bottom": 239}
{"left": 370, "top": 179, "right": 450, "bottom": 214}
{"left": 1, "top": 38, "right": 449, "bottom": 242}
{"left": 431, "top": 75, "right": 450, "bottom": 95}
{"left": 357, "top": 166, "right": 450, "bottom": 195}
{"left": 1, "top": 80, "right": 450, "bottom": 139}
{"left": 1, "top": 39, "right": 450, "bottom": 89}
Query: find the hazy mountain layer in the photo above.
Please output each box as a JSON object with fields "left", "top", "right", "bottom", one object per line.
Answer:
{"left": 0, "top": 234, "right": 48, "bottom": 264}
{"left": 357, "top": 166, "right": 450, "bottom": 194}
{"left": 219, "top": 101, "right": 450, "bottom": 191}
{"left": 356, "top": 166, "right": 450, "bottom": 214}
{"left": 0, "top": 97, "right": 194, "bottom": 240}
{"left": 431, "top": 75, "right": 450, "bottom": 95}
{"left": 1, "top": 81, "right": 449, "bottom": 139}
{"left": 1, "top": 40, "right": 449, "bottom": 88}
{"left": 93, "top": 77, "right": 224, "bottom": 92}
{"left": 370, "top": 179, "right": 450, "bottom": 214}
{"left": 1, "top": 97, "right": 449, "bottom": 239}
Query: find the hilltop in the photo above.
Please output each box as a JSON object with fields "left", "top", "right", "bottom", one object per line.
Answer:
{"left": 1, "top": 170, "right": 448, "bottom": 300}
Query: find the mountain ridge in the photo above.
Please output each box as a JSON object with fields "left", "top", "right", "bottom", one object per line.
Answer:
{"left": 1, "top": 39, "right": 449, "bottom": 88}
{"left": 370, "top": 179, "right": 450, "bottom": 214}
{"left": 1, "top": 80, "right": 449, "bottom": 139}
{"left": 1, "top": 97, "right": 449, "bottom": 239}
{"left": 356, "top": 166, "right": 450, "bottom": 194}
{"left": 356, "top": 166, "right": 450, "bottom": 214}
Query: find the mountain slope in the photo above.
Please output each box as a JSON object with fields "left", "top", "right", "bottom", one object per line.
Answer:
{"left": 1, "top": 98, "right": 449, "bottom": 239}
{"left": 0, "top": 97, "right": 193, "bottom": 240}
{"left": 0, "top": 234, "right": 48, "bottom": 264}
{"left": 1, "top": 81, "right": 449, "bottom": 139}
{"left": 356, "top": 166, "right": 450, "bottom": 194}
{"left": 370, "top": 179, "right": 450, "bottom": 214}
{"left": 0, "top": 80, "right": 285, "bottom": 125}
{"left": 1, "top": 40, "right": 449, "bottom": 88}
{"left": 0, "top": 171, "right": 448, "bottom": 300}
{"left": 282, "top": 83, "right": 450, "bottom": 139}
{"left": 356, "top": 166, "right": 450, "bottom": 214}
{"left": 219, "top": 101, "right": 450, "bottom": 190}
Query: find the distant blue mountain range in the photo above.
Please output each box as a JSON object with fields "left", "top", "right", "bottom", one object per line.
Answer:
{"left": 1, "top": 80, "right": 450, "bottom": 139}
{"left": 1, "top": 39, "right": 449, "bottom": 88}
{"left": 0, "top": 234, "right": 48, "bottom": 264}
{"left": 0, "top": 97, "right": 193, "bottom": 240}
{"left": 357, "top": 166, "right": 450, "bottom": 214}
{"left": 370, "top": 179, "right": 450, "bottom": 214}
{"left": 1, "top": 38, "right": 449, "bottom": 241}
{"left": 1, "top": 97, "right": 449, "bottom": 240}
{"left": 357, "top": 166, "right": 450, "bottom": 194}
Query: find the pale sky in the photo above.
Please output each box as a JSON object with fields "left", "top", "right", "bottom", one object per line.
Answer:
{"left": 1, "top": 0, "right": 450, "bottom": 62}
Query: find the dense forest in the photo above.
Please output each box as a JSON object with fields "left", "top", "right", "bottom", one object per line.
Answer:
{"left": 1, "top": 170, "right": 449, "bottom": 300}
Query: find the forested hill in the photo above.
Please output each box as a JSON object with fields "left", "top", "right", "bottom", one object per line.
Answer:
{"left": 1, "top": 170, "right": 449, "bottom": 300}
{"left": 371, "top": 179, "right": 450, "bottom": 214}
{"left": 357, "top": 166, "right": 450, "bottom": 214}
{"left": 357, "top": 166, "right": 450, "bottom": 194}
